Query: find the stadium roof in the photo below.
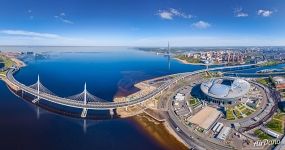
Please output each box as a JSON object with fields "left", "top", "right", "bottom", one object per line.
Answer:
{"left": 201, "top": 77, "right": 250, "bottom": 100}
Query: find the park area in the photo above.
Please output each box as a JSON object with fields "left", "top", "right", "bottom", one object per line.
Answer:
{"left": 266, "top": 113, "right": 284, "bottom": 134}
{"left": 226, "top": 104, "right": 255, "bottom": 120}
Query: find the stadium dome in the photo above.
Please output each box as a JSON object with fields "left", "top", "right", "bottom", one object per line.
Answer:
{"left": 200, "top": 77, "right": 250, "bottom": 104}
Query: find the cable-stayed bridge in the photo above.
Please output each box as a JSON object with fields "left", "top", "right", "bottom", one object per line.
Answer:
{"left": 5, "top": 63, "right": 257, "bottom": 118}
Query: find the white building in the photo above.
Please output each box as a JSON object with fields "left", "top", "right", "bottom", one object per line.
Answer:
{"left": 216, "top": 127, "right": 231, "bottom": 141}
{"left": 212, "top": 122, "right": 224, "bottom": 133}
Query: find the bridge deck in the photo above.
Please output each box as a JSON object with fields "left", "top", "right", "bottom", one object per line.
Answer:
{"left": 6, "top": 64, "right": 257, "bottom": 110}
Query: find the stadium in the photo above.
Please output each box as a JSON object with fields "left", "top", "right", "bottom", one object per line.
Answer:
{"left": 200, "top": 77, "right": 250, "bottom": 104}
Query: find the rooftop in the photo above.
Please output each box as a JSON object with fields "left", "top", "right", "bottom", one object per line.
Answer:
{"left": 200, "top": 77, "right": 250, "bottom": 100}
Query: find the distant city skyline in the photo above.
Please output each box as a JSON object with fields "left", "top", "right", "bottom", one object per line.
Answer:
{"left": 0, "top": 0, "right": 284, "bottom": 46}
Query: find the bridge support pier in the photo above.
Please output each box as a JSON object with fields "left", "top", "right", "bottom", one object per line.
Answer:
{"left": 32, "top": 98, "right": 40, "bottom": 103}
{"left": 109, "top": 109, "right": 114, "bottom": 116}
{"left": 81, "top": 108, "right": 88, "bottom": 118}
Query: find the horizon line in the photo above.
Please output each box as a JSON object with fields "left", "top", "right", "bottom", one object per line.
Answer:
{"left": 0, "top": 45, "right": 285, "bottom": 48}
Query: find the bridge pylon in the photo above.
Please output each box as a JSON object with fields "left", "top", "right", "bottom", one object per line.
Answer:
{"left": 32, "top": 74, "right": 40, "bottom": 103}
{"left": 84, "top": 82, "right": 87, "bottom": 105}
{"left": 37, "top": 74, "right": 40, "bottom": 99}
{"left": 81, "top": 82, "right": 88, "bottom": 118}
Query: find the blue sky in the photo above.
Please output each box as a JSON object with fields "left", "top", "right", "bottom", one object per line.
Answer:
{"left": 0, "top": 0, "right": 284, "bottom": 46}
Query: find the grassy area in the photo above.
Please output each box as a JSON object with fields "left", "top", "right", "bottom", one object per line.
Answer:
{"left": 175, "top": 55, "right": 201, "bottom": 63}
{"left": 0, "top": 55, "right": 15, "bottom": 77}
{"left": 274, "top": 113, "right": 285, "bottom": 120}
{"left": 238, "top": 103, "right": 255, "bottom": 114}
{"left": 202, "top": 71, "right": 222, "bottom": 79}
{"left": 189, "top": 98, "right": 197, "bottom": 105}
{"left": 0, "top": 55, "right": 14, "bottom": 68}
{"left": 266, "top": 114, "right": 284, "bottom": 134}
{"left": 196, "top": 127, "right": 204, "bottom": 133}
{"left": 257, "top": 78, "right": 270, "bottom": 86}
{"left": 189, "top": 98, "right": 201, "bottom": 107}
{"left": 237, "top": 104, "right": 245, "bottom": 110}
{"left": 226, "top": 108, "right": 235, "bottom": 120}
{"left": 254, "top": 129, "right": 273, "bottom": 140}
{"left": 257, "top": 77, "right": 277, "bottom": 88}
{"left": 259, "top": 61, "right": 280, "bottom": 67}
{"left": 233, "top": 109, "right": 243, "bottom": 119}
{"left": 241, "top": 107, "right": 254, "bottom": 116}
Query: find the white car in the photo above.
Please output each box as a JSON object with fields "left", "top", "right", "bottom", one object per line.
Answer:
{"left": 176, "top": 127, "right": 181, "bottom": 132}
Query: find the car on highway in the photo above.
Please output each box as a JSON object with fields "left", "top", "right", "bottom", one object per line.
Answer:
{"left": 176, "top": 127, "right": 181, "bottom": 132}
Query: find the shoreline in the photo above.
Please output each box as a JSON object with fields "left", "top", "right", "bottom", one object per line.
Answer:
{"left": 132, "top": 114, "right": 188, "bottom": 150}
{"left": 173, "top": 57, "right": 209, "bottom": 66}
{"left": 173, "top": 57, "right": 227, "bottom": 66}
{"left": 2, "top": 53, "right": 189, "bottom": 149}
{"left": 113, "top": 76, "right": 190, "bottom": 148}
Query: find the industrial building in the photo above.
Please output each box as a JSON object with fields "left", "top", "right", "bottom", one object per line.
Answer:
{"left": 216, "top": 126, "right": 231, "bottom": 141}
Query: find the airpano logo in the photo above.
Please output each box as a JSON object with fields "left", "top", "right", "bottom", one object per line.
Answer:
{"left": 253, "top": 139, "right": 280, "bottom": 147}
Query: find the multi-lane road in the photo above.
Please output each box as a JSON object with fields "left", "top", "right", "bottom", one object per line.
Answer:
{"left": 5, "top": 64, "right": 257, "bottom": 110}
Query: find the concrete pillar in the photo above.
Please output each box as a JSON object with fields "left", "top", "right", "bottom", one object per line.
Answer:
{"left": 109, "top": 109, "right": 114, "bottom": 117}
{"left": 81, "top": 108, "right": 88, "bottom": 118}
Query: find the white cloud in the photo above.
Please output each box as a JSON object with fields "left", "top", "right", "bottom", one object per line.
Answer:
{"left": 0, "top": 30, "right": 61, "bottom": 39}
{"left": 0, "top": 29, "right": 90, "bottom": 46}
{"left": 157, "top": 8, "right": 193, "bottom": 20}
{"left": 169, "top": 8, "right": 193, "bottom": 19}
{"left": 157, "top": 11, "right": 173, "bottom": 20}
{"left": 0, "top": 29, "right": 285, "bottom": 46}
{"left": 192, "top": 21, "right": 211, "bottom": 29}
{"left": 54, "top": 12, "right": 74, "bottom": 24}
{"left": 234, "top": 8, "right": 248, "bottom": 17}
{"left": 257, "top": 9, "right": 273, "bottom": 17}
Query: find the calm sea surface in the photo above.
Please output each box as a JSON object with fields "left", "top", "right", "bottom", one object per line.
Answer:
{"left": 0, "top": 47, "right": 204, "bottom": 150}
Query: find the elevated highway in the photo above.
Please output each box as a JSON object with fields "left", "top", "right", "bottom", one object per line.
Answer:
{"left": 5, "top": 64, "right": 257, "bottom": 112}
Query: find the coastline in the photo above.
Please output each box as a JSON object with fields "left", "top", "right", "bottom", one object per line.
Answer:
{"left": 0, "top": 54, "right": 26, "bottom": 90}
{"left": 173, "top": 57, "right": 227, "bottom": 66}
{"left": 173, "top": 57, "right": 208, "bottom": 66}
{"left": 113, "top": 79, "right": 189, "bottom": 149}
{"left": 11, "top": 57, "right": 26, "bottom": 68}
{"left": 132, "top": 114, "right": 188, "bottom": 150}
{"left": 3, "top": 54, "right": 189, "bottom": 149}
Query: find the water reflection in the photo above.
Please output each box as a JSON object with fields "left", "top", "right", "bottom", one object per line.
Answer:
{"left": 83, "top": 119, "right": 87, "bottom": 133}
{"left": 167, "top": 55, "right": 171, "bottom": 71}
{"left": 37, "top": 106, "right": 40, "bottom": 119}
